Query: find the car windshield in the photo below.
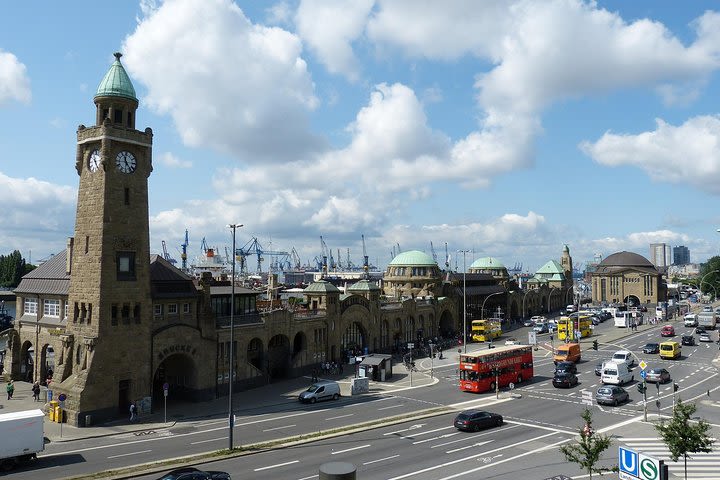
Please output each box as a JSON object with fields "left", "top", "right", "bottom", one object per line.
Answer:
{"left": 660, "top": 345, "right": 672, "bottom": 350}
{"left": 649, "top": 368, "right": 662, "bottom": 374}
{"left": 306, "top": 385, "right": 320, "bottom": 392}
{"left": 598, "top": 388, "right": 611, "bottom": 394}
{"left": 604, "top": 369, "right": 617, "bottom": 375}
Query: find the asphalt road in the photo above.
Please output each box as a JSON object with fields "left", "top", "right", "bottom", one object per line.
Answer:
{"left": 6, "top": 314, "right": 720, "bottom": 480}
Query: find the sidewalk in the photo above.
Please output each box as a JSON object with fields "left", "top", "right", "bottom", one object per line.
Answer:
{"left": 1, "top": 366, "right": 436, "bottom": 443}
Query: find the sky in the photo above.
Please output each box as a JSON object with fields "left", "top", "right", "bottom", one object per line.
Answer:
{"left": 2, "top": 0, "right": 720, "bottom": 275}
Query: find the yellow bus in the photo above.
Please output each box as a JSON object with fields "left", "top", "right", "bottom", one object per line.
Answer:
{"left": 557, "top": 315, "right": 592, "bottom": 341}
{"left": 471, "top": 319, "right": 502, "bottom": 342}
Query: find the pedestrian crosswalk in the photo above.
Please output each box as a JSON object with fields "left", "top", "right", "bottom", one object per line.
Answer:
{"left": 620, "top": 437, "right": 719, "bottom": 480}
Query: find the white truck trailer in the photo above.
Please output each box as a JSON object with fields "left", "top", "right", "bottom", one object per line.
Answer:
{"left": 0, "top": 409, "right": 45, "bottom": 470}
{"left": 698, "top": 311, "right": 717, "bottom": 330}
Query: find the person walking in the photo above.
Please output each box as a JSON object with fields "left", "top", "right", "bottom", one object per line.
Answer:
{"left": 129, "top": 402, "right": 136, "bottom": 422}
{"left": 6, "top": 380, "right": 14, "bottom": 400}
{"left": 32, "top": 381, "right": 41, "bottom": 402}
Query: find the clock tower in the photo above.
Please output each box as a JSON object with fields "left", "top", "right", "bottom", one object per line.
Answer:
{"left": 55, "top": 53, "right": 154, "bottom": 425}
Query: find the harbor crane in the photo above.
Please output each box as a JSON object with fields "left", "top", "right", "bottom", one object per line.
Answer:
{"left": 180, "top": 229, "right": 189, "bottom": 271}
{"left": 362, "top": 234, "right": 369, "bottom": 277}
{"left": 236, "top": 237, "right": 291, "bottom": 275}
{"left": 430, "top": 241, "right": 438, "bottom": 263}
{"left": 161, "top": 240, "right": 177, "bottom": 264}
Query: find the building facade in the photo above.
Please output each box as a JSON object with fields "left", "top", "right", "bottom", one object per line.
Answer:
{"left": 590, "top": 251, "right": 666, "bottom": 307}
{"left": 673, "top": 245, "right": 690, "bottom": 266}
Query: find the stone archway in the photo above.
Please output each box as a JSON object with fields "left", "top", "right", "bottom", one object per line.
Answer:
{"left": 40, "top": 344, "right": 55, "bottom": 385}
{"left": 292, "top": 331, "right": 307, "bottom": 358}
{"left": 625, "top": 295, "right": 641, "bottom": 307}
{"left": 268, "top": 334, "right": 291, "bottom": 380}
{"left": 381, "top": 320, "right": 390, "bottom": 348}
{"left": 439, "top": 310, "right": 454, "bottom": 337}
{"left": 341, "top": 322, "right": 366, "bottom": 356}
{"left": 247, "top": 337, "right": 264, "bottom": 371}
{"left": 20, "top": 340, "right": 33, "bottom": 382}
{"left": 153, "top": 353, "right": 197, "bottom": 404}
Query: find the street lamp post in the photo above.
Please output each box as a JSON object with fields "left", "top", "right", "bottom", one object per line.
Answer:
{"left": 227, "top": 223, "right": 243, "bottom": 450}
{"left": 547, "top": 287, "right": 558, "bottom": 314}
{"left": 458, "top": 250, "right": 472, "bottom": 353}
{"left": 481, "top": 291, "right": 505, "bottom": 324}
{"left": 700, "top": 270, "right": 719, "bottom": 302}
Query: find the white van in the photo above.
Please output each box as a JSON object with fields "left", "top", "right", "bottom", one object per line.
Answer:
{"left": 611, "top": 350, "right": 635, "bottom": 368}
{"left": 601, "top": 362, "right": 634, "bottom": 385}
{"left": 299, "top": 380, "right": 341, "bottom": 403}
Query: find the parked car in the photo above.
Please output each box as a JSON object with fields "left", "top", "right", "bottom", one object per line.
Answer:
{"left": 552, "top": 372, "right": 579, "bottom": 388}
{"left": 533, "top": 323, "right": 549, "bottom": 334}
{"left": 642, "top": 343, "right": 660, "bottom": 354}
{"left": 589, "top": 315, "right": 601, "bottom": 326}
{"left": 703, "top": 305, "right": 713, "bottom": 312}
{"left": 699, "top": 331, "right": 712, "bottom": 342}
{"left": 523, "top": 319, "right": 535, "bottom": 327}
{"left": 681, "top": 335, "right": 695, "bottom": 346}
{"left": 299, "top": 380, "right": 341, "bottom": 403}
{"left": 554, "top": 361, "right": 577, "bottom": 375}
{"left": 155, "top": 467, "right": 231, "bottom": 480}
{"left": 660, "top": 325, "right": 675, "bottom": 337}
{"left": 596, "top": 386, "right": 629, "bottom": 406}
{"left": 505, "top": 337, "right": 520, "bottom": 346}
{"left": 454, "top": 410, "right": 503, "bottom": 432}
{"left": 645, "top": 367, "right": 671, "bottom": 384}
{"left": 531, "top": 315, "right": 546, "bottom": 324}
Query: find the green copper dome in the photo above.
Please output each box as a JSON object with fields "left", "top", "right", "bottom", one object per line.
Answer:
{"left": 95, "top": 52, "right": 137, "bottom": 101}
{"left": 348, "top": 279, "right": 381, "bottom": 292}
{"left": 388, "top": 250, "right": 436, "bottom": 266}
{"left": 304, "top": 280, "right": 341, "bottom": 294}
{"left": 470, "top": 257, "right": 505, "bottom": 269}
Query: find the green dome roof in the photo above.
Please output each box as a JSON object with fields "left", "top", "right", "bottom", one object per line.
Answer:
{"left": 304, "top": 280, "right": 341, "bottom": 294}
{"left": 348, "top": 279, "right": 381, "bottom": 292}
{"left": 95, "top": 52, "right": 137, "bottom": 101}
{"left": 470, "top": 257, "right": 505, "bottom": 269}
{"left": 388, "top": 250, "right": 437, "bottom": 266}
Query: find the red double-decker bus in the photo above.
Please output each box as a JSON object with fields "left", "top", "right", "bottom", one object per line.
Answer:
{"left": 459, "top": 344, "right": 534, "bottom": 393}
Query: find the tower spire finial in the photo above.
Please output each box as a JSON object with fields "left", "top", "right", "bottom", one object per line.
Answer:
{"left": 113, "top": 52, "right": 123, "bottom": 61}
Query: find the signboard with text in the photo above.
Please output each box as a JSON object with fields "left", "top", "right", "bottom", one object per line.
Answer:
{"left": 619, "top": 446, "right": 667, "bottom": 480}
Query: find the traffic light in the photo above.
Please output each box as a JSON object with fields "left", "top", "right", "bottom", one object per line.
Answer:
{"left": 637, "top": 383, "right": 646, "bottom": 394}
{"left": 673, "top": 383, "right": 679, "bottom": 392}
{"left": 592, "top": 340, "right": 598, "bottom": 351}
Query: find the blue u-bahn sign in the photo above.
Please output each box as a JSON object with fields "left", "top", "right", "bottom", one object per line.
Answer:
{"left": 619, "top": 446, "right": 667, "bottom": 480}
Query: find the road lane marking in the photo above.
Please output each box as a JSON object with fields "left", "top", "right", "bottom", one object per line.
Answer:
{"left": 384, "top": 424, "right": 426, "bottom": 435}
{"left": 413, "top": 431, "right": 461, "bottom": 444}
{"left": 445, "top": 439, "right": 493, "bottom": 453}
{"left": 332, "top": 444, "right": 371, "bottom": 455}
{"left": 254, "top": 460, "right": 299, "bottom": 471}
{"left": 326, "top": 414, "right": 354, "bottom": 420}
{"left": 107, "top": 449, "right": 151, "bottom": 459}
{"left": 387, "top": 431, "right": 558, "bottom": 480}
{"left": 431, "top": 426, "right": 518, "bottom": 448}
{"left": 263, "top": 424, "right": 296, "bottom": 432}
{"left": 378, "top": 404, "right": 404, "bottom": 410}
{"left": 363, "top": 454, "right": 400, "bottom": 465}
{"left": 190, "top": 437, "right": 226, "bottom": 445}
{"left": 298, "top": 475, "right": 319, "bottom": 480}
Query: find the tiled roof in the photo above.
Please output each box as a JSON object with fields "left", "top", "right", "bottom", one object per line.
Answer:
{"left": 14, "top": 250, "right": 69, "bottom": 296}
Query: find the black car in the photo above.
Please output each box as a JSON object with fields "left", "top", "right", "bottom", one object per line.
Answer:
{"left": 696, "top": 326, "right": 707, "bottom": 335}
{"left": 681, "top": 335, "right": 695, "bottom": 346}
{"left": 454, "top": 410, "right": 503, "bottom": 432}
{"left": 554, "top": 361, "right": 577, "bottom": 375}
{"left": 155, "top": 467, "right": 231, "bottom": 480}
{"left": 642, "top": 343, "right": 659, "bottom": 354}
{"left": 552, "top": 372, "right": 579, "bottom": 388}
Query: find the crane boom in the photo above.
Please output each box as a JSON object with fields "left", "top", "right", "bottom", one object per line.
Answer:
{"left": 362, "top": 234, "right": 369, "bottom": 277}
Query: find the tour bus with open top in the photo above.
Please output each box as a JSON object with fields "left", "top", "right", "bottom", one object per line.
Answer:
{"left": 459, "top": 344, "right": 534, "bottom": 393}
{"left": 557, "top": 315, "right": 592, "bottom": 340}
{"left": 471, "top": 318, "right": 503, "bottom": 342}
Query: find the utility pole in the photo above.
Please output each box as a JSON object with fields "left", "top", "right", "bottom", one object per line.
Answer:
{"left": 227, "top": 223, "right": 243, "bottom": 450}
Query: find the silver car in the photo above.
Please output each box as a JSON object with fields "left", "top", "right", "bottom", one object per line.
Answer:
{"left": 596, "top": 386, "right": 629, "bottom": 406}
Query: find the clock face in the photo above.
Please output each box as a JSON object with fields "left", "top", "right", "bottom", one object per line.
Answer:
{"left": 115, "top": 151, "right": 137, "bottom": 174}
{"left": 88, "top": 150, "right": 101, "bottom": 172}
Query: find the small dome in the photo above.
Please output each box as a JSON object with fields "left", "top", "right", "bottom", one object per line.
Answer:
{"left": 95, "top": 52, "right": 137, "bottom": 101}
{"left": 388, "top": 250, "right": 437, "bottom": 266}
{"left": 348, "top": 279, "right": 381, "bottom": 292}
{"left": 304, "top": 280, "right": 341, "bottom": 294}
{"left": 470, "top": 257, "right": 505, "bottom": 270}
{"left": 598, "top": 251, "right": 653, "bottom": 268}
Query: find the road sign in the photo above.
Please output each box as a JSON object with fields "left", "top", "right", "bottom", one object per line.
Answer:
{"left": 639, "top": 360, "right": 647, "bottom": 370}
{"left": 407, "top": 342, "right": 414, "bottom": 349}
{"left": 58, "top": 393, "right": 67, "bottom": 402}
{"left": 574, "top": 330, "right": 581, "bottom": 340}
{"left": 528, "top": 331, "right": 537, "bottom": 345}
{"left": 640, "top": 370, "right": 647, "bottom": 379}
{"left": 619, "top": 446, "right": 666, "bottom": 480}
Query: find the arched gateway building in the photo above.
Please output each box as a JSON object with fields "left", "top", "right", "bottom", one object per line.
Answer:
{"left": 4, "top": 54, "right": 574, "bottom": 426}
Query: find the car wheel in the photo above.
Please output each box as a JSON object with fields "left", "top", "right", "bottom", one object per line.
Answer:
{"left": 310, "top": 397, "right": 317, "bottom": 404}
{"left": 496, "top": 418, "right": 502, "bottom": 427}
{"left": 332, "top": 393, "right": 339, "bottom": 400}
{"left": 473, "top": 424, "right": 481, "bottom": 432}
{"left": 516, "top": 374, "right": 522, "bottom": 384}
{"left": 613, "top": 399, "right": 618, "bottom": 407}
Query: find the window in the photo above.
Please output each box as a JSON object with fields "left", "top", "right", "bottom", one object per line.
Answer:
{"left": 168, "top": 303, "right": 178, "bottom": 315}
{"left": 183, "top": 303, "right": 190, "bottom": 314}
{"left": 124, "top": 188, "right": 130, "bottom": 205}
{"left": 134, "top": 304, "right": 141, "bottom": 324}
{"left": 24, "top": 298, "right": 38, "bottom": 315}
{"left": 114, "top": 109, "right": 123, "bottom": 123}
{"left": 117, "top": 252, "right": 136, "bottom": 280}
{"left": 64, "top": 302, "right": 69, "bottom": 320}
{"left": 43, "top": 299, "right": 61, "bottom": 317}
{"left": 122, "top": 305, "right": 130, "bottom": 324}
{"left": 154, "top": 304, "right": 163, "bottom": 316}
{"left": 112, "top": 304, "right": 118, "bottom": 326}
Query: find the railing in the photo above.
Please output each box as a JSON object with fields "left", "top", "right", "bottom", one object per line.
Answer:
{"left": 215, "top": 312, "right": 262, "bottom": 328}
{"left": 381, "top": 302, "right": 403, "bottom": 311}
{"left": 293, "top": 310, "right": 327, "bottom": 320}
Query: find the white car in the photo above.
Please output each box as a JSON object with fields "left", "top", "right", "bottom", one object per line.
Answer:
{"left": 699, "top": 332, "right": 712, "bottom": 342}
{"left": 530, "top": 315, "right": 546, "bottom": 324}
{"left": 684, "top": 313, "right": 698, "bottom": 327}
{"left": 505, "top": 337, "right": 520, "bottom": 346}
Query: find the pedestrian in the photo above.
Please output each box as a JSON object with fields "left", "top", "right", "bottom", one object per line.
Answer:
{"left": 32, "top": 381, "right": 41, "bottom": 402}
{"left": 6, "top": 380, "right": 14, "bottom": 400}
{"left": 129, "top": 402, "right": 136, "bottom": 422}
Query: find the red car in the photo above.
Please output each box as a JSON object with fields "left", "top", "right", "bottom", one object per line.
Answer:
{"left": 660, "top": 325, "right": 675, "bottom": 337}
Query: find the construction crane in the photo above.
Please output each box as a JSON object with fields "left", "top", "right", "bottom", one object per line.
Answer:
{"left": 444, "top": 242, "right": 450, "bottom": 270}
{"left": 361, "top": 234, "right": 369, "bottom": 277}
{"left": 161, "top": 240, "right": 177, "bottom": 264}
{"left": 430, "top": 241, "right": 438, "bottom": 263}
{"left": 180, "top": 229, "right": 189, "bottom": 271}
{"left": 236, "top": 237, "right": 291, "bottom": 275}
{"left": 320, "top": 236, "right": 329, "bottom": 276}
{"left": 290, "top": 247, "right": 302, "bottom": 270}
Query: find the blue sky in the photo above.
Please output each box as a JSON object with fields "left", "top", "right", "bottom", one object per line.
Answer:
{"left": 2, "top": 0, "right": 720, "bottom": 274}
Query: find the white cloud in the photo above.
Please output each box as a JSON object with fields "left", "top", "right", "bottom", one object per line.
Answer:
{"left": 158, "top": 152, "right": 192, "bottom": 168}
{"left": 123, "top": 0, "right": 324, "bottom": 163}
{"left": 0, "top": 50, "right": 31, "bottom": 106}
{"left": 580, "top": 115, "right": 720, "bottom": 194}
{"left": 265, "top": 1, "right": 293, "bottom": 26}
{"left": 295, "top": 0, "right": 375, "bottom": 81}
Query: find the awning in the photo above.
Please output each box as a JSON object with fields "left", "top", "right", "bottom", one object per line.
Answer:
{"left": 360, "top": 354, "right": 391, "bottom": 366}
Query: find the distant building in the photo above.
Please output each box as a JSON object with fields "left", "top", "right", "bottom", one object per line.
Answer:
{"left": 591, "top": 251, "right": 666, "bottom": 307}
{"left": 672, "top": 245, "right": 690, "bottom": 265}
{"left": 649, "top": 243, "right": 670, "bottom": 268}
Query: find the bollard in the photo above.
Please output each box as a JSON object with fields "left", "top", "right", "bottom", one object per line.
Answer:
{"left": 319, "top": 462, "right": 356, "bottom": 480}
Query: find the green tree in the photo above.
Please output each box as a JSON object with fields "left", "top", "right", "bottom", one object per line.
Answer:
{"left": 559, "top": 408, "right": 617, "bottom": 479}
{"left": 699, "top": 258, "right": 720, "bottom": 296}
{"left": 655, "top": 398, "right": 715, "bottom": 480}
